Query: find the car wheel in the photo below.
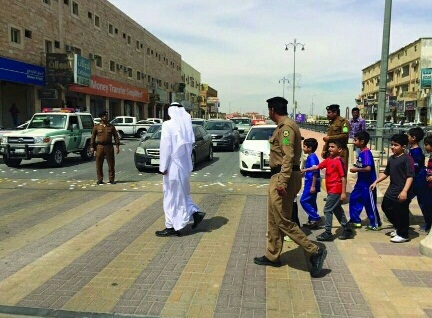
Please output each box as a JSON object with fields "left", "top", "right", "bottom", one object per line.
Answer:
{"left": 48, "top": 144, "right": 64, "bottom": 167}
{"left": 80, "top": 141, "right": 93, "bottom": 161}
{"left": 136, "top": 166, "right": 146, "bottom": 172}
{"left": 240, "top": 169, "right": 247, "bottom": 176}
{"left": 3, "top": 156, "right": 22, "bottom": 168}
{"left": 207, "top": 146, "right": 213, "bottom": 161}
{"left": 191, "top": 152, "right": 196, "bottom": 170}
{"left": 136, "top": 129, "right": 146, "bottom": 138}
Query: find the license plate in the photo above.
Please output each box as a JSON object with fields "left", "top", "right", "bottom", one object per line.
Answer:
{"left": 213, "top": 142, "right": 217, "bottom": 147}
{"left": 151, "top": 159, "right": 160, "bottom": 165}
{"left": 14, "top": 149, "right": 25, "bottom": 154}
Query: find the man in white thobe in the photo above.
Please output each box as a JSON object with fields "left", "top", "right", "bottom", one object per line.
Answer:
{"left": 155, "top": 102, "right": 206, "bottom": 237}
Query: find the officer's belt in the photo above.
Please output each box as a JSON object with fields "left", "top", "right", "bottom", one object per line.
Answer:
{"left": 270, "top": 165, "right": 300, "bottom": 176}
{"left": 97, "top": 142, "right": 113, "bottom": 146}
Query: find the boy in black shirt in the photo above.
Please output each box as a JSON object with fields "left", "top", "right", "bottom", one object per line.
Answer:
{"left": 370, "top": 134, "right": 414, "bottom": 243}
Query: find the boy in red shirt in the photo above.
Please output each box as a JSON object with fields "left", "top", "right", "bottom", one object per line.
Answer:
{"left": 302, "top": 140, "right": 353, "bottom": 241}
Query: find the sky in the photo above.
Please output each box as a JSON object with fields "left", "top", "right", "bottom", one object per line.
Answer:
{"left": 108, "top": 0, "right": 431, "bottom": 117}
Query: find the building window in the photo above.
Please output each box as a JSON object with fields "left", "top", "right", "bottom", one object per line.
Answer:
{"left": 45, "top": 40, "right": 53, "bottom": 53}
{"left": 127, "top": 67, "right": 132, "bottom": 78}
{"left": 402, "top": 65, "right": 409, "bottom": 77}
{"left": 88, "top": 11, "right": 92, "bottom": 19}
{"left": 25, "top": 29, "right": 32, "bottom": 38}
{"left": 108, "top": 23, "right": 114, "bottom": 35}
{"left": 10, "top": 27, "right": 21, "bottom": 44}
{"left": 94, "top": 15, "right": 100, "bottom": 28}
{"left": 109, "top": 60, "right": 115, "bottom": 72}
{"left": 71, "top": 1, "right": 79, "bottom": 17}
{"left": 54, "top": 40, "right": 60, "bottom": 48}
{"left": 147, "top": 48, "right": 150, "bottom": 55}
{"left": 94, "top": 54, "right": 102, "bottom": 68}
{"left": 115, "top": 28, "right": 118, "bottom": 34}
{"left": 43, "top": 0, "right": 51, "bottom": 5}
{"left": 64, "top": 0, "right": 69, "bottom": 4}
{"left": 137, "top": 71, "right": 141, "bottom": 80}
{"left": 127, "top": 35, "right": 131, "bottom": 45}
{"left": 136, "top": 40, "right": 140, "bottom": 50}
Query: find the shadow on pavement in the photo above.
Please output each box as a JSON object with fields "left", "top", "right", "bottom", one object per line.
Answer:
{"left": 180, "top": 216, "right": 229, "bottom": 236}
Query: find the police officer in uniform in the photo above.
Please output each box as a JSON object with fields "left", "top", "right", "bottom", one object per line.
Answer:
{"left": 322, "top": 104, "right": 350, "bottom": 169}
{"left": 254, "top": 96, "right": 327, "bottom": 278}
{"left": 90, "top": 111, "right": 120, "bottom": 184}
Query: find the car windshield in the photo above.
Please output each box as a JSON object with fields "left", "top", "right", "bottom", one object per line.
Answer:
{"left": 192, "top": 120, "right": 205, "bottom": 127}
{"left": 246, "top": 127, "right": 276, "bottom": 140}
{"left": 28, "top": 115, "right": 67, "bottom": 129}
{"left": 231, "top": 119, "right": 251, "bottom": 125}
{"left": 147, "top": 124, "right": 161, "bottom": 133}
{"left": 150, "top": 130, "right": 162, "bottom": 140}
{"left": 204, "top": 121, "right": 231, "bottom": 130}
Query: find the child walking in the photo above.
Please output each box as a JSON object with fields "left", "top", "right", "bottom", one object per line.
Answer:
{"left": 421, "top": 135, "right": 432, "bottom": 234}
{"left": 407, "top": 127, "right": 429, "bottom": 232}
{"left": 300, "top": 138, "right": 321, "bottom": 229}
{"left": 370, "top": 134, "right": 414, "bottom": 243}
{"left": 301, "top": 140, "right": 353, "bottom": 241}
{"left": 349, "top": 130, "right": 382, "bottom": 230}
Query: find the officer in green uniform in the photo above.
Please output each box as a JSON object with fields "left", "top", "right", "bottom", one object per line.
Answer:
{"left": 254, "top": 96, "right": 327, "bottom": 278}
{"left": 322, "top": 104, "right": 350, "bottom": 170}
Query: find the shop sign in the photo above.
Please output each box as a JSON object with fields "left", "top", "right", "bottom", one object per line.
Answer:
{"left": 46, "top": 53, "right": 74, "bottom": 85}
{"left": 397, "top": 101, "right": 405, "bottom": 113}
{"left": 74, "top": 54, "right": 91, "bottom": 86}
{"left": 421, "top": 68, "right": 432, "bottom": 89}
{"left": 68, "top": 75, "right": 148, "bottom": 103}
{"left": 405, "top": 101, "right": 416, "bottom": 111}
{"left": 0, "top": 57, "right": 45, "bottom": 86}
{"left": 38, "top": 88, "right": 58, "bottom": 99}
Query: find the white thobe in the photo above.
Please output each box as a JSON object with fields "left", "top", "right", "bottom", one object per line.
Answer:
{"left": 159, "top": 120, "right": 200, "bottom": 230}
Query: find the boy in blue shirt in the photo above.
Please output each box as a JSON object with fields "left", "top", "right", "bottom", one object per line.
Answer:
{"left": 348, "top": 131, "right": 382, "bottom": 230}
{"left": 300, "top": 138, "right": 321, "bottom": 229}
{"left": 407, "top": 127, "right": 429, "bottom": 232}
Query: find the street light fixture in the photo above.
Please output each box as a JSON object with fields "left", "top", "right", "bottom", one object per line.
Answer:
{"left": 278, "top": 76, "right": 290, "bottom": 98}
{"left": 285, "top": 38, "right": 305, "bottom": 119}
{"left": 311, "top": 94, "right": 317, "bottom": 116}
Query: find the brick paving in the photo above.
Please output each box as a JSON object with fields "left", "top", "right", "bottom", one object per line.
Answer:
{"left": 0, "top": 128, "right": 431, "bottom": 317}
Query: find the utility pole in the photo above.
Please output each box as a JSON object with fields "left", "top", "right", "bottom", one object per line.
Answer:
{"left": 285, "top": 39, "right": 305, "bottom": 119}
{"left": 376, "top": 0, "right": 392, "bottom": 152}
{"left": 279, "top": 77, "right": 290, "bottom": 98}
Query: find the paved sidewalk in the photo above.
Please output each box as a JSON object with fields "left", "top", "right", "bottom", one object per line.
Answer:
{"left": 0, "top": 129, "right": 431, "bottom": 317}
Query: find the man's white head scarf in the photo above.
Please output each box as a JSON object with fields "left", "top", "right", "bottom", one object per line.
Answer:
{"left": 168, "top": 102, "right": 194, "bottom": 159}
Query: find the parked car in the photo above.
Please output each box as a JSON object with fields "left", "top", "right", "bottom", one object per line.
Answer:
{"left": 134, "top": 124, "right": 213, "bottom": 171}
{"left": 204, "top": 119, "right": 240, "bottom": 151}
{"left": 146, "top": 118, "right": 163, "bottom": 124}
{"left": 230, "top": 117, "right": 252, "bottom": 142}
{"left": 93, "top": 117, "right": 101, "bottom": 125}
{"left": 365, "top": 120, "right": 377, "bottom": 130}
{"left": 191, "top": 118, "right": 206, "bottom": 127}
{"left": 110, "top": 116, "right": 152, "bottom": 139}
{"left": 239, "top": 124, "right": 277, "bottom": 175}
{"left": 140, "top": 123, "right": 162, "bottom": 141}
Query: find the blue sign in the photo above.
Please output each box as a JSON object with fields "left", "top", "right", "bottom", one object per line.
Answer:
{"left": 0, "top": 57, "right": 45, "bottom": 86}
{"left": 421, "top": 68, "right": 432, "bottom": 89}
{"left": 74, "top": 54, "right": 91, "bottom": 86}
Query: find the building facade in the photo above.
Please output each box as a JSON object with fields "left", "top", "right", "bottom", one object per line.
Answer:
{"left": 0, "top": 0, "right": 185, "bottom": 128}
{"left": 361, "top": 37, "right": 432, "bottom": 124}
{"left": 179, "top": 61, "right": 201, "bottom": 117}
{"left": 199, "top": 84, "right": 220, "bottom": 119}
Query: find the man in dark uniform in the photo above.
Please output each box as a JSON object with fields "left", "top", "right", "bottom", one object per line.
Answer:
{"left": 254, "top": 96, "right": 327, "bottom": 278}
{"left": 322, "top": 104, "right": 350, "bottom": 170}
{"left": 90, "top": 111, "right": 120, "bottom": 184}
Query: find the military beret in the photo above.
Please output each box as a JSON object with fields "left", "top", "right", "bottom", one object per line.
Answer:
{"left": 266, "top": 96, "right": 288, "bottom": 107}
{"left": 326, "top": 104, "right": 340, "bottom": 111}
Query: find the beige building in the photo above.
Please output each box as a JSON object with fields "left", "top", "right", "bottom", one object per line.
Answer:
{"left": 178, "top": 61, "right": 201, "bottom": 117}
{"left": 361, "top": 37, "right": 432, "bottom": 124}
{"left": 0, "top": 0, "right": 185, "bottom": 127}
{"left": 199, "top": 84, "right": 220, "bottom": 119}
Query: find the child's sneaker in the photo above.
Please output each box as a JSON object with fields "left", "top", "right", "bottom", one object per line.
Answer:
{"left": 365, "top": 225, "right": 382, "bottom": 231}
{"left": 351, "top": 222, "right": 362, "bottom": 228}
{"left": 390, "top": 235, "right": 410, "bottom": 243}
{"left": 338, "top": 228, "right": 354, "bottom": 240}
{"left": 316, "top": 231, "right": 333, "bottom": 241}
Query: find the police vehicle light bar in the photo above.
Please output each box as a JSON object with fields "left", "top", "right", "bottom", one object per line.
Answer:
{"left": 42, "top": 108, "right": 75, "bottom": 113}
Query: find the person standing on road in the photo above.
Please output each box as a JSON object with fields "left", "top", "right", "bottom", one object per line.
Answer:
{"left": 349, "top": 107, "right": 366, "bottom": 159}
{"left": 155, "top": 102, "right": 205, "bottom": 237}
{"left": 90, "top": 110, "right": 120, "bottom": 185}
{"left": 254, "top": 96, "right": 327, "bottom": 278}
{"left": 9, "top": 103, "right": 20, "bottom": 127}
{"left": 322, "top": 104, "right": 350, "bottom": 170}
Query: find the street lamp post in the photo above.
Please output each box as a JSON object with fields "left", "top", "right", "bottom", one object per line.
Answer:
{"left": 278, "top": 76, "right": 290, "bottom": 98}
{"left": 285, "top": 38, "right": 305, "bottom": 119}
{"left": 311, "top": 94, "right": 316, "bottom": 116}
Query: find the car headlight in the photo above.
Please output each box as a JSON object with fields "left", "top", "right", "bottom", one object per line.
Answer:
{"left": 34, "top": 137, "right": 50, "bottom": 143}
{"left": 241, "top": 148, "right": 261, "bottom": 156}
{"left": 136, "top": 147, "right": 145, "bottom": 154}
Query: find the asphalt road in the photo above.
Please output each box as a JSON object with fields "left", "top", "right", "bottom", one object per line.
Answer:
{"left": 0, "top": 138, "right": 271, "bottom": 185}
